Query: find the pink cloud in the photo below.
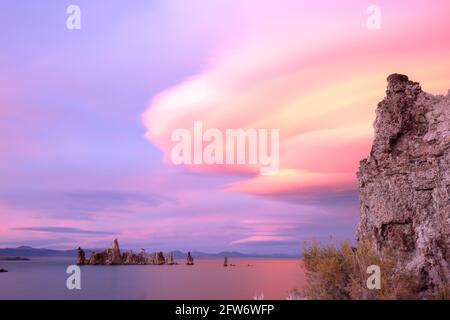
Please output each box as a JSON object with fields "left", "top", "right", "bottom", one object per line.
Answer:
{"left": 231, "top": 235, "right": 298, "bottom": 246}
{"left": 142, "top": 1, "right": 450, "bottom": 199}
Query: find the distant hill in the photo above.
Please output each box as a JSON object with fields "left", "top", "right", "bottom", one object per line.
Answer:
{"left": 0, "top": 246, "right": 93, "bottom": 258}
{"left": 0, "top": 246, "right": 60, "bottom": 257}
{"left": 0, "top": 246, "right": 297, "bottom": 259}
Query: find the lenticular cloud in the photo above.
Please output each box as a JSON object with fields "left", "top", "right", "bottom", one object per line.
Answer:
{"left": 142, "top": 1, "right": 450, "bottom": 200}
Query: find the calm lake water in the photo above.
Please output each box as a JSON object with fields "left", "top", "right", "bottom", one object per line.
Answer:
{"left": 0, "top": 258, "right": 305, "bottom": 300}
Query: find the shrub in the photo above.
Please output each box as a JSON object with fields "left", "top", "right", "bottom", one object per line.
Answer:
{"left": 302, "top": 239, "right": 421, "bottom": 300}
{"left": 286, "top": 288, "right": 304, "bottom": 300}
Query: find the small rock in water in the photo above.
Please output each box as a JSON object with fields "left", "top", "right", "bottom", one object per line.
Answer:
{"left": 186, "top": 252, "right": 194, "bottom": 265}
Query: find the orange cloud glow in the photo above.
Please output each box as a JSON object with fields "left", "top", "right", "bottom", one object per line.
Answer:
{"left": 142, "top": 2, "right": 450, "bottom": 199}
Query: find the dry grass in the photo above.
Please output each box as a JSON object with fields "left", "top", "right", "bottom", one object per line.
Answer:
{"left": 302, "top": 239, "right": 421, "bottom": 300}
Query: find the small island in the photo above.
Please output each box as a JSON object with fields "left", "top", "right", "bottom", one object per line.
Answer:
{"left": 0, "top": 256, "right": 30, "bottom": 261}
{"left": 77, "top": 239, "right": 192, "bottom": 266}
{"left": 0, "top": 268, "right": 7, "bottom": 273}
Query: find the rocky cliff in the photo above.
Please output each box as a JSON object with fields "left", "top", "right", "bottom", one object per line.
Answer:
{"left": 357, "top": 74, "right": 450, "bottom": 295}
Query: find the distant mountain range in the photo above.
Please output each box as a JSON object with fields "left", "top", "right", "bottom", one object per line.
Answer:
{"left": 0, "top": 246, "right": 298, "bottom": 259}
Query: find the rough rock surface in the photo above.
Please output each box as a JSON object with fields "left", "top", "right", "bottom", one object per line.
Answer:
{"left": 110, "top": 238, "right": 122, "bottom": 264}
{"left": 357, "top": 74, "right": 450, "bottom": 293}
{"left": 167, "top": 251, "right": 175, "bottom": 265}
{"left": 76, "top": 247, "right": 86, "bottom": 265}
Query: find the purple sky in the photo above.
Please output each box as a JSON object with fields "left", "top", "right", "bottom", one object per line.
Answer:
{"left": 3, "top": 0, "right": 448, "bottom": 254}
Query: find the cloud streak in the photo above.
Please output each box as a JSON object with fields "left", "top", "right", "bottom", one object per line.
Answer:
{"left": 13, "top": 227, "right": 117, "bottom": 235}
{"left": 231, "top": 236, "right": 299, "bottom": 247}
{"left": 0, "top": 189, "right": 177, "bottom": 220}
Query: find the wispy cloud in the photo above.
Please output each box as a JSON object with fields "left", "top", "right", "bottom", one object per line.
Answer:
{"left": 0, "top": 189, "right": 178, "bottom": 220}
{"left": 13, "top": 227, "right": 117, "bottom": 235}
{"left": 231, "top": 236, "right": 299, "bottom": 246}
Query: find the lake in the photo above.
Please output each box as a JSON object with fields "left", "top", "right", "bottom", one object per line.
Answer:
{"left": 0, "top": 258, "right": 305, "bottom": 300}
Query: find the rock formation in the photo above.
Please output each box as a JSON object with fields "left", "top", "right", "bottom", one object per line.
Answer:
{"left": 139, "top": 249, "right": 146, "bottom": 264}
{"left": 0, "top": 267, "right": 7, "bottom": 273}
{"left": 167, "top": 251, "right": 175, "bottom": 265}
{"left": 357, "top": 74, "right": 450, "bottom": 294}
{"left": 186, "top": 252, "right": 194, "bottom": 265}
{"left": 76, "top": 247, "right": 86, "bottom": 265}
{"left": 87, "top": 250, "right": 102, "bottom": 265}
{"left": 155, "top": 251, "right": 166, "bottom": 265}
{"left": 122, "top": 250, "right": 137, "bottom": 264}
{"left": 224, "top": 256, "right": 228, "bottom": 267}
{"left": 77, "top": 239, "right": 179, "bottom": 266}
{"left": 109, "top": 238, "right": 122, "bottom": 264}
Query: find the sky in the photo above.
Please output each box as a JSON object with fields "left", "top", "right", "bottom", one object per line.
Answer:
{"left": 0, "top": 0, "right": 449, "bottom": 254}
